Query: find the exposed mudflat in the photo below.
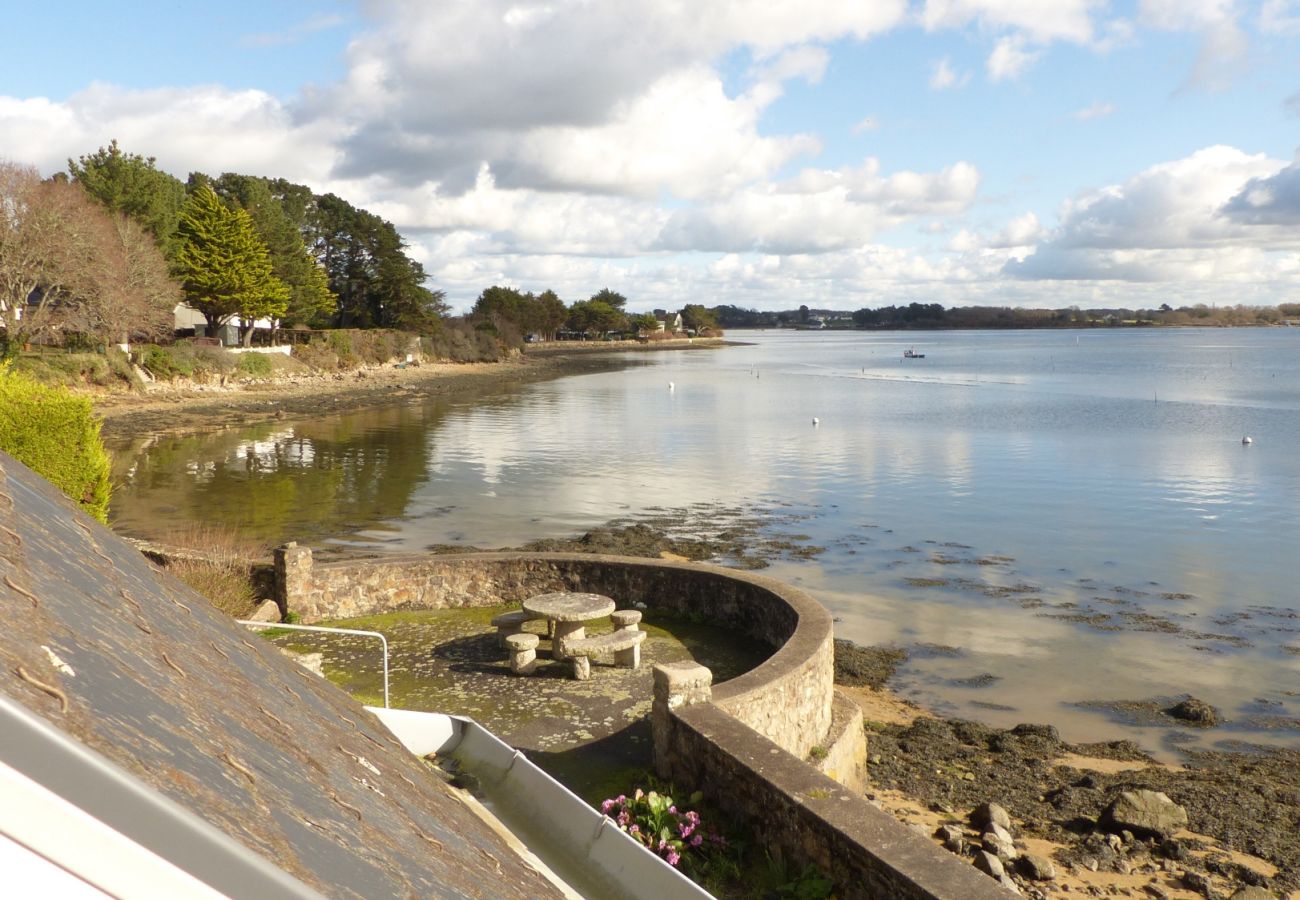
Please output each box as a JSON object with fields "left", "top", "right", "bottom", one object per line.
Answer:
{"left": 427, "top": 501, "right": 827, "bottom": 570}
{"left": 837, "top": 643, "right": 1300, "bottom": 899}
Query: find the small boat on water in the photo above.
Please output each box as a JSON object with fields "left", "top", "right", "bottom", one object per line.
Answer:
{"left": 903, "top": 348, "right": 925, "bottom": 359}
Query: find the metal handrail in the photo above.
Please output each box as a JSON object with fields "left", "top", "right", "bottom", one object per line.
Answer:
{"left": 237, "top": 621, "right": 390, "bottom": 708}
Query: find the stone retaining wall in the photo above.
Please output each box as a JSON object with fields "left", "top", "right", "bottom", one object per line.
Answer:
{"left": 278, "top": 549, "right": 1006, "bottom": 898}
{"left": 282, "top": 549, "right": 832, "bottom": 756}
{"left": 655, "top": 682, "right": 1009, "bottom": 900}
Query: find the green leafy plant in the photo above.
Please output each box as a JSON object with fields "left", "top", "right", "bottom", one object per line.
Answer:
{"left": 0, "top": 366, "right": 111, "bottom": 522}
{"left": 763, "top": 856, "right": 835, "bottom": 900}
{"left": 235, "top": 352, "right": 273, "bottom": 378}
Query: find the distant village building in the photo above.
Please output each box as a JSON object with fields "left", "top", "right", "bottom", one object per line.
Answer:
{"left": 173, "top": 302, "right": 275, "bottom": 346}
{"left": 651, "top": 309, "right": 684, "bottom": 334}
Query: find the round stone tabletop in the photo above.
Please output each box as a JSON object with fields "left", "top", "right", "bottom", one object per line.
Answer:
{"left": 522, "top": 592, "right": 615, "bottom": 622}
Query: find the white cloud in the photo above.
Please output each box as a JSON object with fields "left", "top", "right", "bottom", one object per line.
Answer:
{"left": 1073, "top": 101, "right": 1115, "bottom": 120}
{"left": 920, "top": 0, "right": 1102, "bottom": 44}
{"left": 1221, "top": 155, "right": 1300, "bottom": 226}
{"left": 0, "top": 83, "right": 342, "bottom": 185}
{"left": 239, "top": 13, "right": 347, "bottom": 48}
{"left": 987, "top": 35, "right": 1042, "bottom": 81}
{"left": 504, "top": 66, "right": 820, "bottom": 199}
{"left": 1259, "top": 0, "right": 1300, "bottom": 34}
{"left": 930, "top": 57, "right": 970, "bottom": 90}
{"left": 990, "top": 211, "right": 1045, "bottom": 247}
{"left": 1138, "top": 0, "right": 1235, "bottom": 30}
{"left": 1139, "top": 0, "right": 1247, "bottom": 92}
{"left": 324, "top": 0, "right": 906, "bottom": 191}
{"left": 1008, "top": 145, "right": 1298, "bottom": 281}
{"left": 370, "top": 165, "right": 668, "bottom": 257}
{"left": 852, "top": 115, "right": 880, "bottom": 133}
{"left": 657, "top": 159, "right": 980, "bottom": 253}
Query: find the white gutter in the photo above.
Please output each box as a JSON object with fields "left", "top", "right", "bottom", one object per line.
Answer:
{"left": 368, "top": 707, "right": 715, "bottom": 900}
{"left": 0, "top": 694, "right": 321, "bottom": 899}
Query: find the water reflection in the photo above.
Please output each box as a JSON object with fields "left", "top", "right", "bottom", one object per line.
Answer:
{"left": 106, "top": 329, "right": 1300, "bottom": 756}
{"left": 110, "top": 403, "right": 442, "bottom": 545}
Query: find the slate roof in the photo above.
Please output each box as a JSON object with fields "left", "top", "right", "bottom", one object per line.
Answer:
{"left": 0, "top": 451, "right": 562, "bottom": 898}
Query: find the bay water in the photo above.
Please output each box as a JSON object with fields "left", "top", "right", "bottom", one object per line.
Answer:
{"left": 107, "top": 328, "right": 1300, "bottom": 756}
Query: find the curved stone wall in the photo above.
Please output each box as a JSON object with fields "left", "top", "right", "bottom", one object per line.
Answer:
{"left": 285, "top": 551, "right": 834, "bottom": 758}
{"left": 280, "top": 548, "right": 1004, "bottom": 899}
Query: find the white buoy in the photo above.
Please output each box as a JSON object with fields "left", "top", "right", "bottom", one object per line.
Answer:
{"left": 1242, "top": 436, "right": 1252, "bottom": 444}
{"left": 812, "top": 417, "right": 820, "bottom": 426}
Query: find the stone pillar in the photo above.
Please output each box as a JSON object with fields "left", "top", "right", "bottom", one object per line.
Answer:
{"left": 651, "top": 662, "right": 713, "bottom": 779}
{"left": 274, "top": 542, "right": 314, "bottom": 619}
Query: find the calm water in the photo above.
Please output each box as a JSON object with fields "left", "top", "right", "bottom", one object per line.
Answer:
{"left": 108, "top": 329, "right": 1300, "bottom": 756}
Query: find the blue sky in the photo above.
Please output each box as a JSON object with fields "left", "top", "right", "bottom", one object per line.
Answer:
{"left": 2, "top": 1, "right": 1298, "bottom": 312}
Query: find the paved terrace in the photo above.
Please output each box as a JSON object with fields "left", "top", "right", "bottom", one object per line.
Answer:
{"left": 267, "top": 605, "right": 770, "bottom": 801}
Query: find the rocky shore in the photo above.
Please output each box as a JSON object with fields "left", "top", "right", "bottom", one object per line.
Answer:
{"left": 92, "top": 338, "right": 728, "bottom": 439}
{"left": 835, "top": 641, "right": 1299, "bottom": 900}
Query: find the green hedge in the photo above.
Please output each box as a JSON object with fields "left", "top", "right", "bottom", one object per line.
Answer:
{"left": 0, "top": 368, "right": 111, "bottom": 522}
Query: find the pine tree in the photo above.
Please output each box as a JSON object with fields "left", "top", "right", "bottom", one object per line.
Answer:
{"left": 172, "top": 185, "right": 289, "bottom": 342}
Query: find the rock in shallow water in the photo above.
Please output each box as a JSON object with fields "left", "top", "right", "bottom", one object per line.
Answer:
{"left": 1166, "top": 697, "right": 1221, "bottom": 727}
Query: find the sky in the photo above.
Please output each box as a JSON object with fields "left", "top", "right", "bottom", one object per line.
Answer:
{"left": 2, "top": 1, "right": 1298, "bottom": 314}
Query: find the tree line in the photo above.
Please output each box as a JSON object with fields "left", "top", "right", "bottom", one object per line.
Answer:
{"left": 1, "top": 140, "right": 715, "bottom": 360}
{"left": 1, "top": 141, "right": 445, "bottom": 356}
{"left": 709, "top": 302, "right": 1300, "bottom": 330}
{"left": 467, "top": 286, "right": 719, "bottom": 342}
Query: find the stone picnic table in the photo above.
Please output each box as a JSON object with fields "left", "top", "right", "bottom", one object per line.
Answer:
{"left": 522, "top": 591, "right": 616, "bottom": 659}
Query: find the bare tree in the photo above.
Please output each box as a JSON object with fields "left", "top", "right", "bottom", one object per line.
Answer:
{"left": 0, "top": 160, "right": 179, "bottom": 353}
{"left": 92, "top": 213, "right": 180, "bottom": 347}
{"left": 1, "top": 162, "right": 104, "bottom": 350}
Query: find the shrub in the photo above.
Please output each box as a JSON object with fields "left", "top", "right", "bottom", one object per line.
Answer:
{"left": 235, "top": 352, "right": 273, "bottom": 378}
{"left": 140, "top": 345, "right": 185, "bottom": 379}
{"left": 0, "top": 366, "right": 111, "bottom": 522}
{"left": 14, "top": 351, "right": 140, "bottom": 389}
{"left": 326, "top": 330, "right": 357, "bottom": 367}
{"left": 423, "top": 319, "right": 508, "bottom": 362}
{"left": 157, "top": 523, "right": 269, "bottom": 618}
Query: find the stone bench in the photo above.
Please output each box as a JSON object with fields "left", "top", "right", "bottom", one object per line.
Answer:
{"left": 566, "top": 630, "right": 646, "bottom": 680}
{"left": 490, "top": 609, "right": 548, "bottom": 647}
{"left": 505, "top": 633, "right": 539, "bottom": 675}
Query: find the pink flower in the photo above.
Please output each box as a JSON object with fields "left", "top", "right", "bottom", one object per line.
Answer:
{"left": 665, "top": 850, "right": 681, "bottom": 867}
{"left": 690, "top": 834, "right": 703, "bottom": 847}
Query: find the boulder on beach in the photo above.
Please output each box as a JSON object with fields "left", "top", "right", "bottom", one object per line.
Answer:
{"left": 1100, "top": 789, "right": 1188, "bottom": 838}
{"left": 971, "top": 801, "right": 1013, "bottom": 832}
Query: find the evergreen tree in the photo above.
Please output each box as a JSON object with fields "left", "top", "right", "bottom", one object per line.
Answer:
{"left": 172, "top": 185, "right": 289, "bottom": 343}
{"left": 68, "top": 141, "right": 187, "bottom": 255}
{"left": 212, "top": 174, "right": 335, "bottom": 326}
{"left": 313, "top": 193, "right": 446, "bottom": 332}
